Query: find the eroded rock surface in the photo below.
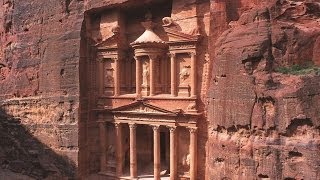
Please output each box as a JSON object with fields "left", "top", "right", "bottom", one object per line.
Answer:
{"left": 0, "top": 0, "right": 319, "bottom": 179}
{"left": 208, "top": 0, "right": 320, "bottom": 179}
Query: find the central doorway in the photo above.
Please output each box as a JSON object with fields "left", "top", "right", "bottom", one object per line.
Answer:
{"left": 130, "top": 125, "right": 170, "bottom": 178}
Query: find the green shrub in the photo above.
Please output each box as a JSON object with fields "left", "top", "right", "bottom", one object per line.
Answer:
{"left": 275, "top": 63, "right": 320, "bottom": 75}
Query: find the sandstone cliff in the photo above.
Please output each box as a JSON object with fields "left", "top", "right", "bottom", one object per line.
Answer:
{"left": 208, "top": 0, "right": 320, "bottom": 179}
{"left": 0, "top": 0, "right": 319, "bottom": 179}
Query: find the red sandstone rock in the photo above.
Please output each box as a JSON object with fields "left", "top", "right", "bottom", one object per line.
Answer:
{"left": 0, "top": 0, "right": 319, "bottom": 180}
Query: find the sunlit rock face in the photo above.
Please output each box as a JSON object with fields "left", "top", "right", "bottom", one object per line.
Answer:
{"left": 0, "top": 0, "right": 319, "bottom": 179}
{"left": 208, "top": 0, "right": 320, "bottom": 179}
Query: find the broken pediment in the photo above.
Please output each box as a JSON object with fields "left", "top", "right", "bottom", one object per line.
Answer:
{"left": 164, "top": 27, "right": 200, "bottom": 43}
{"left": 112, "top": 100, "right": 178, "bottom": 116}
{"left": 96, "top": 34, "right": 119, "bottom": 49}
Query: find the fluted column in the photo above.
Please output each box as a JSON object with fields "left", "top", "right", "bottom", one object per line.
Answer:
{"left": 190, "top": 52, "right": 197, "bottom": 97}
{"left": 149, "top": 55, "right": 157, "bottom": 96}
{"left": 115, "top": 123, "right": 123, "bottom": 177}
{"left": 114, "top": 58, "right": 120, "bottom": 96}
{"left": 98, "top": 115, "right": 107, "bottom": 173}
{"left": 169, "top": 126, "right": 177, "bottom": 180}
{"left": 129, "top": 123, "right": 137, "bottom": 178}
{"left": 170, "top": 53, "right": 177, "bottom": 96}
{"left": 135, "top": 56, "right": 142, "bottom": 96}
{"left": 98, "top": 59, "right": 104, "bottom": 96}
{"left": 189, "top": 127, "right": 197, "bottom": 180}
{"left": 152, "top": 125, "right": 161, "bottom": 180}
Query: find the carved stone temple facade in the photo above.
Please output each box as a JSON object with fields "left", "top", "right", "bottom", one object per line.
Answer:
{"left": 80, "top": 0, "right": 210, "bottom": 179}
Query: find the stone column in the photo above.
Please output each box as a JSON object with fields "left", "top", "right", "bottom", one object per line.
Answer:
{"left": 98, "top": 59, "right": 104, "bottom": 96}
{"left": 129, "top": 123, "right": 137, "bottom": 178}
{"left": 189, "top": 127, "right": 197, "bottom": 180}
{"left": 115, "top": 123, "right": 123, "bottom": 177}
{"left": 135, "top": 56, "right": 142, "bottom": 96}
{"left": 169, "top": 126, "right": 177, "bottom": 180}
{"left": 149, "top": 55, "right": 157, "bottom": 96}
{"left": 190, "top": 52, "right": 197, "bottom": 97}
{"left": 170, "top": 53, "right": 177, "bottom": 96}
{"left": 98, "top": 115, "right": 107, "bottom": 173}
{"left": 152, "top": 125, "right": 161, "bottom": 180}
{"left": 114, "top": 57, "right": 120, "bottom": 96}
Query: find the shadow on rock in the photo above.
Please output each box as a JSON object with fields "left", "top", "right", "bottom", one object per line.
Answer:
{"left": 0, "top": 108, "right": 76, "bottom": 179}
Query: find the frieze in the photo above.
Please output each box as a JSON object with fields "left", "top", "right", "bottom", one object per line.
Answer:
{"left": 169, "top": 44, "right": 196, "bottom": 51}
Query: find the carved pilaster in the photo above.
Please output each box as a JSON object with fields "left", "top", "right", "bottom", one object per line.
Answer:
{"left": 113, "top": 57, "right": 120, "bottom": 96}
{"left": 135, "top": 56, "right": 142, "bottom": 97}
{"left": 169, "top": 53, "right": 177, "bottom": 97}
{"left": 98, "top": 115, "right": 107, "bottom": 173}
{"left": 189, "top": 52, "right": 197, "bottom": 98}
{"left": 115, "top": 122, "right": 123, "bottom": 176}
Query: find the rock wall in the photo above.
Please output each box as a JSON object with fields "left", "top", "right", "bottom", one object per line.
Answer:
{"left": 0, "top": 0, "right": 84, "bottom": 179}
{"left": 207, "top": 0, "right": 320, "bottom": 179}
{"left": 0, "top": 0, "right": 319, "bottom": 179}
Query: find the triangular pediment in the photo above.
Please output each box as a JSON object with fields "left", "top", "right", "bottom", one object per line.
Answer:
{"left": 95, "top": 34, "right": 119, "bottom": 50}
{"left": 164, "top": 27, "right": 200, "bottom": 43}
{"left": 112, "top": 101, "right": 177, "bottom": 116}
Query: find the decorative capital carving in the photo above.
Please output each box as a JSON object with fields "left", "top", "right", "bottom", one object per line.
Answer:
{"left": 133, "top": 56, "right": 141, "bottom": 61}
{"left": 129, "top": 123, "right": 137, "bottom": 129}
{"left": 97, "top": 56, "right": 105, "bottom": 62}
{"left": 168, "top": 52, "right": 176, "bottom": 59}
{"left": 148, "top": 54, "right": 160, "bottom": 61}
{"left": 152, "top": 125, "right": 160, "bottom": 132}
{"left": 188, "top": 127, "right": 197, "bottom": 134}
{"left": 188, "top": 51, "right": 196, "bottom": 57}
{"left": 168, "top": 126, "right": 177, "bottom": 133}
{"left": 114, "top": 122, "right": 122, "bottom": 128}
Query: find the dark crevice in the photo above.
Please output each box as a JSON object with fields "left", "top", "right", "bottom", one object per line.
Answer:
{"left": 284, "top": 118, "right": 313, "bottom": 136}
{"left": 65, "top": 0, "right": 71, "bottom": 14}
{"left": 258, "top": 174, "right": 269, "bottom": 178}
{"left": 288, "top": 151, "right": 303, "bottom": 158}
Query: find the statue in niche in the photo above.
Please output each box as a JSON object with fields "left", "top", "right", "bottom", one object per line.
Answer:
{"left": 107, "top": 145, "right": 116, "bottom": 162}
{"left": 142, "top": 62, "right": 149, "bottom": 86}
{"left": 105, "top": 68, "right": 114, "bottom": 85}
{"left": 180, "top": 153, "right": 191, "bottom": 172}
{"left": 179, "top": 65, "right": 190, "bottom": 82}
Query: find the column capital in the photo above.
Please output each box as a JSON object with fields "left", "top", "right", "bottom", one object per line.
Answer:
{"left": 168, "top": 52, "right": 176, "bottom": 58}
{"left": 151, "top": 125, "right": 160, "bottom": 132}
{"left": 188, "top": 51, "right": 196, "bottom": 56}
{"left": 168, "top": 126, "right": 177, "bottom": 133}
{"left": 129, "top": 123, "right": 137, "bottom": 129}
{"left": 188, "top": 127, "right": 198, "bottom": 134}
{"left": 148, "top": 54, "right": 161, "bottom": 60}
{"left": 134, "top": 56, "right": 141, "bottom": 61}
{"left": 97, "top": 56, "right": 105, "bottom": 62}
{"left": 114, "top": 122, "right": 122, "bottom": 128}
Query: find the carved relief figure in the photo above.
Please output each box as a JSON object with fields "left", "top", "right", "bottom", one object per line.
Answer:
{"left": 107, "top": 145, "right": 116, "bottom": 162}
{"left": 180, "top": 153, "right": 191, "bottom": 172}
{"left": 179, "top": 65, "right": 190, "bottom": 82}
{"left": 142, "top": 61, "right": 150, "bottom": 86}
{"left": 105, "top": 67, "right": 114, "bottom": 85}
